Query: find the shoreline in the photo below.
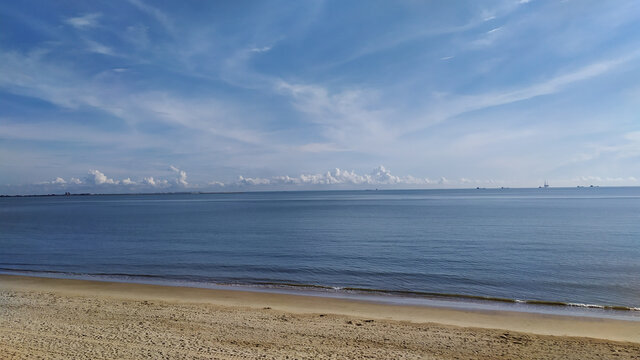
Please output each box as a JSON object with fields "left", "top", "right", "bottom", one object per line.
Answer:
{"left": 3, "top": 274, "right": 640, "bottom": 359}
{"left": 2, "top": 274, "right": 640, "bottom": 344}
{"left": 2, "top": 269, "right": 639, "bottom": 321}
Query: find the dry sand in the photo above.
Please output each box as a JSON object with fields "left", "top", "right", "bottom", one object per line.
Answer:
{"left": 1, "top": 275, "right": 639, "bottom": 359}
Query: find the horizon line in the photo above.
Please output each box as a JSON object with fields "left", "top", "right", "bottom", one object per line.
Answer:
{"left": 1, "top": 184, "right": 624, "bottom": 197}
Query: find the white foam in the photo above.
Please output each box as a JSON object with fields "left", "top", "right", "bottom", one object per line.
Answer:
{"left": 568, "top": 303, "right": 606, "bottom": 309}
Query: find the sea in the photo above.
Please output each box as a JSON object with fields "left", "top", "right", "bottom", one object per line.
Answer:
{"left": 1, "top": 188, "right": 639, "bottom": 320}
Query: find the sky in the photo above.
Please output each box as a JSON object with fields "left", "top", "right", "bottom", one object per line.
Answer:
{"left": 2, "top": 0, "right": 640, "bottom": 194}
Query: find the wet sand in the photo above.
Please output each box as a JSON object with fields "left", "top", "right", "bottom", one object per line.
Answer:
{"left": 1, "top": 274, "right": 639, "bottom": 359}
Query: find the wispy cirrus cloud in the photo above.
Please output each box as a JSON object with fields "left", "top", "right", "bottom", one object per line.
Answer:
{"left": 402, "top": 52, "right": 640, "bottom": 136}
{"left": 250, "top": 46, "right": 272, "bottom": 53}
{"left": 127, "top": 0, "right": 175, "bottom": 34}
{"left": 84, "top": 39, "right": 116, "bottom": 56}
{"left": 0, "top": 48, "right": 271, "bottom": 148}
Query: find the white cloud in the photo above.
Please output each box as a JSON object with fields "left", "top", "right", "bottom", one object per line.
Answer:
{"left": 170, "top": 165, "right": 188, "bottom": 186}
{"left": 16, "top": 165, "right": 640, "bottom": 195}
{"left": 236, "top": 166, "right": 437, "bottom": 187}
{"left": 64, "top": 13, "right": 101, "bottom": 29}
{"left": 276, "top": 80, "right": 393, "bottom": 148}
{"left": 38, "top": 177, "right": 69, "bottom": 185}
{"left": 143, "top": 177, "right": 156, "bottom": 186}
{"left": 369, "top": 165, "right": 399, "bottom": 184}
{"left": 404, "top": 53, "right": 640, "bottom": 137}
{"left": 142, "top": 176, "right": 168, "bottom": 187}
{"left": 0, "top": 48, "right": 271, "bottom": 155}
{"left": 471, "top": 26, "right": 505, "bottom": 48}
{"left": 33, "top": 168, "right": 188, "bottom": 191}
{"left": 250, "top": 46, "right": 272, "bottom": 53}
{"left": 327, "top": 2, "right": 525, "bottom": 67}
{"left": 237, "top": 176, "right": 271, "bottom": 186}
{"left": 85, "top": 40, "right": 115, "bottom": 56}
{"left": 127, "top": 0, "right": 174, "bottom": 33}
{"left": 86, "top": 169, "right": 119, "bottom": 185}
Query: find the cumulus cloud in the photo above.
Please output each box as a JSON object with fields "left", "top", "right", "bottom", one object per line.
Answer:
{"left": 235, "top": 166, "right": 438, "bottom": 187}
{"left": 169, "top": 165, "right": 188, "bottom": 186}
{"left": 369, "top": 165, "right": 400, "bottom": 184}
{"left": 21, "top": 166, "right": 507, "bottom": 195}
{"left": 38, "top": 168, "right": 186, "bottom": 190}
{"left": 86, "top": 169, "right": 119, "bottom": 185}
{"left": 38, "top": 177, "right": 69, "bottom": 185}
{"left": 143, "top": 176, "right": 168, "bottom": 187}
{"left": 142, "top": 177, "right": 156, "bottom": 186}
{"left": 237, "top": 176, "right": 270, "bottom": 186}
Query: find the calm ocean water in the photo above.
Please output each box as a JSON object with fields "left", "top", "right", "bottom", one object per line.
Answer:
{"left": 1, "top": 188, "right": 639, "bottom": 314}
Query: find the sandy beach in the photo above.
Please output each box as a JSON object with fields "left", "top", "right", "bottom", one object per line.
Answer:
{"left": 1, "top": 275, "right": 639, "bottom": 359}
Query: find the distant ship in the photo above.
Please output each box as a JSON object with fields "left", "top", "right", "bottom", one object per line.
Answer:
{"left": 539, "top": 180, "right": 549, "bottom": 189}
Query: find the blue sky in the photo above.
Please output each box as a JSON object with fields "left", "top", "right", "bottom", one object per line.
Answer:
{"left": 2, "top": 0, "right": 640, "bottom": 193}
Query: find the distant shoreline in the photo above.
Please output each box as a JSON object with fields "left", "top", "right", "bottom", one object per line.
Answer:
{"left": 0, "top": 185, "right": 628, "bottom": 198}
{"left": 0, "top": 191, "right": 246, "bottom": 197}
